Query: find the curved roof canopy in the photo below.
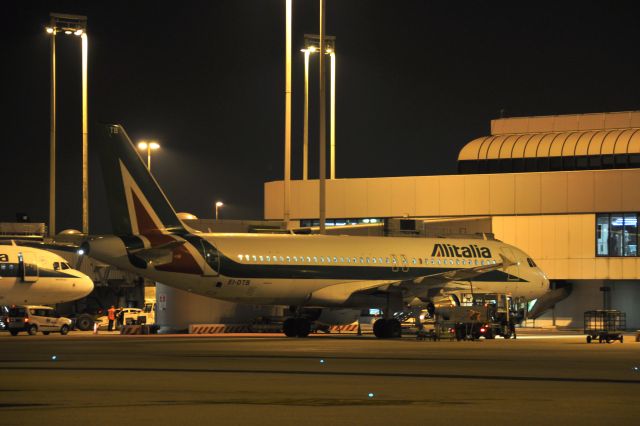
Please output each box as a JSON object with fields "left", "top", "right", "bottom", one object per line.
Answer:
{"left": 459, "top": 128, "right": 640, "bottom": 161}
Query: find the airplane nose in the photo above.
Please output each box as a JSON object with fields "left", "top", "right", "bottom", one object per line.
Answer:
{"left": 78, "top": 274, "right": 95, "bottom": 297}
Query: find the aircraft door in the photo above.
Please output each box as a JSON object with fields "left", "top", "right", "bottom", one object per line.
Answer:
{"left": 200, "top": 241, "right": 220, "bottom": 277}
{"left": 390, "top": 255, "right": 399, "bottom": 273}
{"left": 399, "top": 254, "right": 409, "bottom": 272}
{"left": 19, "top": 252, "right": 38, "bottom": 282}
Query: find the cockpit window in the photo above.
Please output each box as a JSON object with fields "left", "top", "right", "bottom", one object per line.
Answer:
{"left": 61, "top": 263, "right": 70, "bottom": 270}
{"left": 527, "top": 258, "right": 537, "bottom": 267}
{"left": 53, "top": 262, "right": 60, "bottom": 271}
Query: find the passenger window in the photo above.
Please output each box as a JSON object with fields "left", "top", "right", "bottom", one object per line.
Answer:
{"left": 279, "top": 256, "right": 284, "bottom": 262}
{"left": 266, "top": 256, "right": 271, "bottom": 261}
{"left": 334, "top": 257, "right": 338, "bottom": 263}
{"left": 286, "top": 256, "right": 291, "bottom": 262}
{"left": 259, "top": 256, "right": 264, "bottom": 261}
{"left": 237, "top": 255, "right": 243, "bottom": 261}
{"left": 313, "top": 256, "right": 318, "bottom": 263}
{"left": 372, "top": 258, "right": 377, "bottom": 264}
{"left": 360, "top": 257, "right": 364, "bottom": 263}
{"left": 252, "top": 255, "right": 257, "bottom": 261}
{"left": 412, "top": 258, "right": 417, "bottom": 264}
{"left": 366, "top": 257, "right": 370, "bottom": 263}
{"left": 293, "top": 256, "right": 298, "bottom": 262}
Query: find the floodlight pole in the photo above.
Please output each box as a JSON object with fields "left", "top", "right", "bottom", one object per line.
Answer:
{"left": 49, "top": 31, "right": 57, "bottom": 237}
{"left": 330, "top": 51, "right": 335, "bottom": 180}
{"left": 81, "top": 33, "right": 89, "bottom": 234}
{"left": 303, "top": 50, "right": 310, "bottom": 181}
{"left": 319, "top": 0, "right": 327, "bottom": 234}
{"left": 283, "top": 0, "right": 292, "bottom": 227}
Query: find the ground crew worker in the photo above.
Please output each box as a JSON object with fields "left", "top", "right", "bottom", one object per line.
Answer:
{"left": 107, "top": 305, "right": 116, "bottom": 331}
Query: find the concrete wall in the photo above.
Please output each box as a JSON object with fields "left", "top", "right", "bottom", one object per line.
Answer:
{"left": 155, "top": 283, "right": 283, "bottom": 332}
{"left": 492, "top": 214, "right": 640, "bottom": 280}
{"left": 534, "top": 280, "right": 640, "bottom": 329}
{"left": 264, "top": 169, "right": 640, "bottom": 220}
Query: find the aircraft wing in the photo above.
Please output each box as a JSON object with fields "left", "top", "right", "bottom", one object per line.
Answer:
{"left": 351, "top": 253, "right": 518, "bottom": 301}
{"left": 129, "top": 241, "right": 185, "bottom": 266}
{"left": 401, "top": 253, "right": 518, "bottom": 299}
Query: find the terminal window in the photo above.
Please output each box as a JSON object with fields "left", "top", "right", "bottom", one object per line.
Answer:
{"left": 596, "top": 213, "right": 638, "bottom": 257}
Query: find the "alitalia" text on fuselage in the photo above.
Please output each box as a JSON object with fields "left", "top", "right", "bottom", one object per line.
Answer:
{"left": 431, "top": 243, "right": 492, "bottom": 258}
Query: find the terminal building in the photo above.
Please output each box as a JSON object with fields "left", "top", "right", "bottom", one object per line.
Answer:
{"left": 264, "top": 111, "right": 640, "bottom": 329}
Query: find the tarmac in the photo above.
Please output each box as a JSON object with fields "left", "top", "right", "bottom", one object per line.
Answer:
{"left": 1, "top": 330, "right": 639, "bottom": 425}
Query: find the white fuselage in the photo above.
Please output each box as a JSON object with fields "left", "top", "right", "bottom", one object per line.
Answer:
{"left": 88, "top": 233, "right": 549, "bottom": 308}
{"left": 0, "top": 245, "right": 94, "bottom": 305}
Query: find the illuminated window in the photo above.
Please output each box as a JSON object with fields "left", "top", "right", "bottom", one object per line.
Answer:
{"left": 386, "top": 258, "right": 390, "bottom": 264}
{"left": 346, "top": 257, "right": 350, "bottom": 263}
{"left": 293, "top": 256, "right": 298, "bottom": 262}
{"left": 286, "top": 256, "right": 291, "bottom": 262}
{"left": 252, "top": 255, "right": 257, "bottom": 261}
{"left": 325, "top": 257, "right": 330, "bottom": 263}
{"left": 450, "top": 260, "right": 454, "bottom": 265}
{"left": 237, "top": 255, "right": 243, "bottom": 261}
{"left": 279, "top": 256, "right": 284, "bottom": 262}
{"left": 379, "top": 257, "right": 383, "bottom": 263}
{"left": 412, "top": 258, "right": 417, "bottom": 264}
{"left": 266, "top": 256, "right": 271, "bottom": 261}
{"left": 372, "top": 258, "right": 377, "bottom": 264}
{"left": 392, "top": 258, "right": 397, "bottom": 264}
{"left": 313, "top": 256, "right": 318, "bottom": 263}
{"left": 366, "top": 257, "right": 370, "bottom": 263}
{"left": 245, "top": 254, "right": 249, "bottom": 260}
{"left": 259, "top": 256, "right": 264, "bottom": 261}
{"left": 437, "top": 259, "right": 441, "bottom": 265}
{"left": 340, "top": 257, "right": 344, "bottom": 262}
{"left": 431, "top": 259, "right": 435, "bottom": 264}
{"left": 596, "top": 213, "right": 638, "bottom": 257}
{"left": 334, "top": 257, "right": 338, "bottom": 263}
{"left": 360, "top": 257, "right": 364, "bottom": 263}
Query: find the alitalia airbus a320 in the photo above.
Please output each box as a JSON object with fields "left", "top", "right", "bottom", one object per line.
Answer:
{"left": 84, "top": 124, "right": 550, "bottom": 338}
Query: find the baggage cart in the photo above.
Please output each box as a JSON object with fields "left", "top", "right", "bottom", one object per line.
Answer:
{"left": 584, "top": 310, "right": 626, "bottom": 343}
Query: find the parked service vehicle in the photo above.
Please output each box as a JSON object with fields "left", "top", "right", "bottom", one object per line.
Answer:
{"left": 7, "top": 306, "right": 72, "bottom": 336}
{"left": 96, "top": 306, "right": 154, "bottom": 329}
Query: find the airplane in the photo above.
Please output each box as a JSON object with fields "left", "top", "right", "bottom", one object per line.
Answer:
{"left": 0, "top": 241, "right": 94, "bottom": 305}
{"left": 83, "top": 124, "right": 550, "bottom": 338}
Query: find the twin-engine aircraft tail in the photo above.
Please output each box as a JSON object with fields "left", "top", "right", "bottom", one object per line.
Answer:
{"left": 96, "top": 124, "right": 185, "bottom": 236}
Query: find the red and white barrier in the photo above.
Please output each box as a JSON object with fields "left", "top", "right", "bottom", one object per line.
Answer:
{"left": 328, "top": 323, "right": 359, "bottom": 333}
{"left": 189, "top": 324, "right": 251, "bottom": 334}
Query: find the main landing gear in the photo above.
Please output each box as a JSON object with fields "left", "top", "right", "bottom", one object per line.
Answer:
{"left": 373, "top": 318, "right": 402, "bottom": 339}
{"left": 282, "top": 317, "right": 311, "bottom": 338}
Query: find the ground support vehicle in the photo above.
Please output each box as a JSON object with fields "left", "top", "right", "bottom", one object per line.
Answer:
{"left": 416, "top": 322, "right": 456, "bottom": 341}
{"left": 584, "top": 310, "right": 626, "bottom": 343}
{"left": 438, "top": 305, "right": 516, "bottom": 340}
{"left": 6, "top": 306, "right": 72, "bottom": 336}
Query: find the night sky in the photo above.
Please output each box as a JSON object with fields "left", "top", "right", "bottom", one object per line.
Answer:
{"left": 2, "top": 1, "right": 639, "bottom": 233}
